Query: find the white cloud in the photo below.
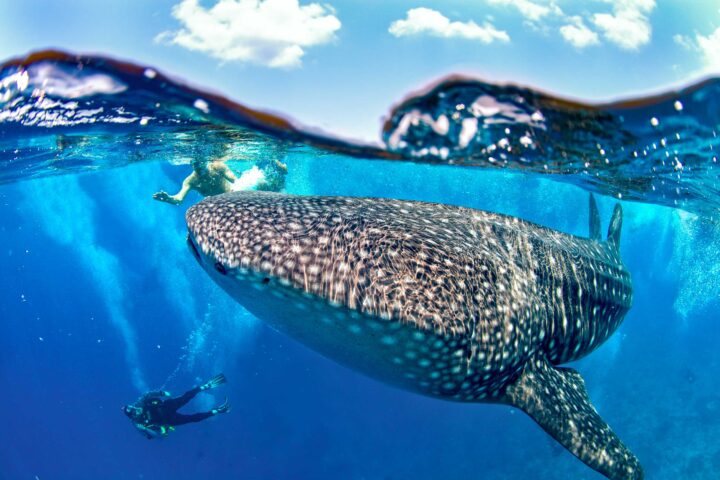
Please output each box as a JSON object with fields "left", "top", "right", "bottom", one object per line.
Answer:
{"left": 592, "top": 0, "right": 656, "bottom": 50}
{"left": 157, "top": 0, "right": 341, "bottom": 68}
{"left": 482, "top": 0, "right": 661, "bottom": 52}
{"left": 389, "top": 7, "right": 510, "bottom": 43}
{"left": 486, "top": 0, "right": 563, "bottom": 22}
{"left": 559, "top": 16, "right": 599, "bottom": 49}
{"left": 673, "top": 33, "right": 693, "bottom": 50}
{"left": 696, "top": 27, "right": 720, "bottom": 71}
{"left": 675, "top": 27, "right": 720, "bottom": 73}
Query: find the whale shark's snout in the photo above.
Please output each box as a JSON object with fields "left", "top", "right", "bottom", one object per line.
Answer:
{"left": 185, "top": 192, "right": 253, "bottom": 271}
{"left": 185, "top": 190, "right": 331, "bottom": 286}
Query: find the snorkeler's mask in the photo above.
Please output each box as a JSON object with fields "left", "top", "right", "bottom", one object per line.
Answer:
{"left": 192, "top": 160, "right": 209, "bottom": 175}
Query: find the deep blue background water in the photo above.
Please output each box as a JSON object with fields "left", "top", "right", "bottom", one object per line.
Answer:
{"left": 1, "top": 155, "right": 719, "bottom": 479}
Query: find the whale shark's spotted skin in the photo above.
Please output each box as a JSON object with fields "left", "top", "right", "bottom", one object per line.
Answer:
{"left": 186, "top": 191, "right": 641, "bottom": 480}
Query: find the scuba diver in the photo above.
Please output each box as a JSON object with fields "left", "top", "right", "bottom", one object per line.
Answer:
{"left": 122, "top": 374, "right": 230, "bottom": 439}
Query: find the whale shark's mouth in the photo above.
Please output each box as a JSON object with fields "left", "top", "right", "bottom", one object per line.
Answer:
{"left": 186, "top": 233, "right": 201, "bottom": 263}
{"left": 187, "top": 230, "right": 231, "bottom": 277}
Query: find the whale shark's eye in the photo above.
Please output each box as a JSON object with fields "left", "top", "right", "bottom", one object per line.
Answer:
{"left": 214, "top": 262, "right": 227, "bottom": 275}
{"left": 261, "top": 277, "right": 270, "bottom": 284}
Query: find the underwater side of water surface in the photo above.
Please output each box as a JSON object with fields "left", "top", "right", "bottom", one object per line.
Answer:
{"left": 1, "top": 151, "right": 720, "bottom": 480}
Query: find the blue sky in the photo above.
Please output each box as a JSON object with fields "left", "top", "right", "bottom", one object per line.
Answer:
{"left": 1, "top": 0, "right": 718, "bottom": 141}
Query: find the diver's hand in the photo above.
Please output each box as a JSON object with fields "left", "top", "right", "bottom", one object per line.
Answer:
{"left": 135, "top": 424, "right": 158, "bottom": 439}
{"left": 153, "top": 191, "right": 178, "bottom": 205}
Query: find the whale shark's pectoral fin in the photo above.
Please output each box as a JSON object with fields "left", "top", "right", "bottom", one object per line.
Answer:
{"left": 505, "top": 358, "right": 643, "bottom": 480}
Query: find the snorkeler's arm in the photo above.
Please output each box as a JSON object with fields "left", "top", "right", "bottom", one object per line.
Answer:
{"left": 171, "top": 177, "right": 194, "bottom": 203}
{"left": 153, "top": 174, "right": 195, "bottom": 205}
{"left": 274, "top": 160, "right": 288, "bottom": 173}
{"left": 221, "top": 164, "right": 237, "bottom": 182}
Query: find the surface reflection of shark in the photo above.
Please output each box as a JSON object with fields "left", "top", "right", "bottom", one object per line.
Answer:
{"left": 186, "top": 191, "right": 640, "bottom": 480}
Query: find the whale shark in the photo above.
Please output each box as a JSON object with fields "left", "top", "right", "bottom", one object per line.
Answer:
{"left": 186, "top": 191, "right": 641, "bottom": 480}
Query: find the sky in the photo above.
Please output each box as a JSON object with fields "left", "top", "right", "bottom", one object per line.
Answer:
{"left": 0, "top": 0, "right": 719, "bottom": 141}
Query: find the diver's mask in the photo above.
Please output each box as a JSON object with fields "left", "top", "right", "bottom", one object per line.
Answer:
{"left": 123, "top": 404, "right": 143, "bottom": 419}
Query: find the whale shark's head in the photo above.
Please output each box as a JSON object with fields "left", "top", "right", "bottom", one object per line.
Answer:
{"left": 185, "top": 190, "right": 479, "bottom": 395}
{"left": 185, "top": 190, "right": 406, "bottom": 334}
{"left": 186, "top": 191, "right": 273, "bottom": 284}
{"left": 185, "top": 191, "right": 349, "bottom": 294}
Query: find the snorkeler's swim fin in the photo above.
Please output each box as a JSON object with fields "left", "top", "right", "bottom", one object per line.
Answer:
{"left": 211, "top": 398, "right": 231, "bottom": 415}
{"left": 200, "top": 373, "right": 227, "bottom": 391}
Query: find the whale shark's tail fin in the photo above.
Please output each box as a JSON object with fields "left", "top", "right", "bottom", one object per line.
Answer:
{"left": 589, "top": 194, "right": 601, "bottom": 241}
{"left": 607, "top": 203, "right": 623, "bottom": 252}
{"left": 506, "top": 357, "right": 643, "bottom": 480}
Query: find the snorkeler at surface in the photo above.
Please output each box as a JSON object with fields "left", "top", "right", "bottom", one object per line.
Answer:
{"left": 153, "top": 150, "right": 288, "bottom": 206}
{"left": 122, "top": 373, "right": 230, "bottom": 439}
{"left": 153, "top": 159, "right": 238, "bottom": 205}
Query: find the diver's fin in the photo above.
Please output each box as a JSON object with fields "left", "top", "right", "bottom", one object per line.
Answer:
{"left": 200, "top": 373, "right": 227, "bottom": 391}
{"left": 212, "top": 397, "right": 231, "bottom": 415}
{"left": 505, "top": 357, "right": 643, "bottom": 480}
{"left": 589, "top": 194, "right": 601, "bottom": 241}
{"left": 607, "top": 203, "right": 623, "bottom": 252}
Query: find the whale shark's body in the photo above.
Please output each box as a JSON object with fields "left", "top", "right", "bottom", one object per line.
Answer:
{"left": 186, "top": 191, "right": 641, "bottom": 480}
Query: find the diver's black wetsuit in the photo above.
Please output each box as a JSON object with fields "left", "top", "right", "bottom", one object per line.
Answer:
{"left": 123, "top": 373, "right": 229, "bottom": 439}
{"left": 143, "top": 387, "right": 213, "bottom": 426}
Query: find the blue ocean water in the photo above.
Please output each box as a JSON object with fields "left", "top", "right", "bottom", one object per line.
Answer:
{"left": 1, "top": 52, "right": 720, "bottom": 479}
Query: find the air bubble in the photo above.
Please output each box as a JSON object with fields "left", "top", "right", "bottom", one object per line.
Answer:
{"left": 193, "top": 99, "right": 210, "bottom": 113}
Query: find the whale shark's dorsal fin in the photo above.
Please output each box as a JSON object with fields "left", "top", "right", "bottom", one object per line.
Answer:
{"left": 607, "top": 203, "right": 623, "bottom": 252}
{"left": 589, "top": 194, "right": 601, "bottom": 241}
{"left": 505, "top": 358, "right": 643, "bottom": 480}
